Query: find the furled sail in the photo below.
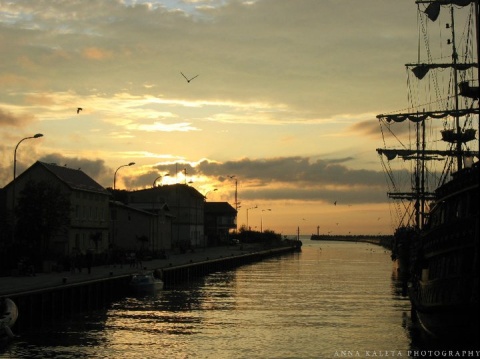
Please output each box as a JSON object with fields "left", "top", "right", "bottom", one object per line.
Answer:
{"left": 376, "top": 109, "right": 480, "bottom": 123}
{"left": 408, "top": 63, "right": 477, "bottom": 79}
{"left": 459, "top": 81, "right": 480, "bottom": 99}
{"left": 420, "top": 0, "right": 475, "bottom": 22}
{"left": 376, "top": 148, "right": 479, "bottom": 160}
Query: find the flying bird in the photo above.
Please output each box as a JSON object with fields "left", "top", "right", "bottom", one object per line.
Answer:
{"left": 181, "top": 72, "right": 199, "bottom": 83}
{"left": 77, "top": 108, "right": 83, "bottom": 114}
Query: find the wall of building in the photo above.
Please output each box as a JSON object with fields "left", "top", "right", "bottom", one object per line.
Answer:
{"left": 4, "top": 164, "right": 110, "bottom": 257}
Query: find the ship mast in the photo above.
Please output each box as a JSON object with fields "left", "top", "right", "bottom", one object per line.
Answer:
{"left": 377, "top": 0, "right": 480, "bottom": 230}
{"left": 450, "top": 5, "right": 464, "bottom": 171}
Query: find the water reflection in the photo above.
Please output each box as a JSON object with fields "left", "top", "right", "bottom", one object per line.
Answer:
{"left": 4, "top": 241, "right": 478, "bottom": 358}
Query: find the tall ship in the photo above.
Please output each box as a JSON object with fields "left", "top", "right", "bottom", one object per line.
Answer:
{"left": 376, "top": 0, "right": 479, "bottom": 341}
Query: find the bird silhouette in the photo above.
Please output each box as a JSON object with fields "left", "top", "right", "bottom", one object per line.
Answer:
{"left": 334, "top": 201, "right": 337, "bottom": 206}
{"left": 181, "top": 72, "right": 199, "bottom": 83}
{"left": 77, "top": 108, "right": 83, "bottom": 114}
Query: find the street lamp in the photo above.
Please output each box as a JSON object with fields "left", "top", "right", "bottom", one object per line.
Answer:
{"left": 261, "top": 209, "right": 272, "bottom": 233}
{"left": 153, "top": 173, "right": 169, "bottom": 187}
{"left": 12, "top": 133, "right": 43, "bottom": 241}
{"left": 204, "top": 188, "right": 217, "bottom": 201}
{"left": 12, "top": 133, "right": 44, "bottom": 207}
{"left": 114, "top": 162, "right": 135, "bottom": 190}
{"left": 246, "top": 205, "right": 257, "bottom": 231}
{"left": 14, "top": 133, "right": 43, "bottom": 181}
{"left": 228, "top": 175, "right": 238, "bottom": 212}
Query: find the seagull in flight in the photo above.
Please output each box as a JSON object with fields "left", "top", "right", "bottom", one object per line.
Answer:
{"left": 181, "top": 72, "right": 199, "bottom": 83}
{"left": 77, "top": 107, "right": 83, "bottom": 114}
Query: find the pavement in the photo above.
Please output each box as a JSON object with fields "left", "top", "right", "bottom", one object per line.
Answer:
{"left": 0, "top": 244, "right": 262, "bottom": 297}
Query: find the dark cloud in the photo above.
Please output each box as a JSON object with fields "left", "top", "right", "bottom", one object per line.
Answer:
{"left": 123, "top": 156, "right": 392, "bottom": 205}
{"left": 124, "top": 170, "right": 164, "bottom": 189}
{"left": 39, "top": 153, "right": 111, "bottom": 186}
{"left": 240, "top": 186, "right": 387, "bottom": 204}
{"left": 197, "top": 156, "right": 385, "bottom": 186}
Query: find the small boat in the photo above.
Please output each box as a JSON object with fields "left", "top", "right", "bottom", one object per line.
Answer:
{"left": 129, "top": 272, "right": 164, "bottom": 294}
{"left": 1, "top": 298, "right": 18, "bottom": 344}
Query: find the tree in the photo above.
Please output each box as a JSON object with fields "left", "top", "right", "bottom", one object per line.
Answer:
{"left": 15, "top": 180, "right": 71, "bottom": 258}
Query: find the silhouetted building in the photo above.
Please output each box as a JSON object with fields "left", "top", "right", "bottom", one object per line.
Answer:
{"left": 2, "top": 161, "right": 110, "bottom": 257}
{"left": 110, "top": 200, "right": 173, "bottom": 253}
{"left": 204, "top": 202, "right": 237, "bottom": 246}
{"left": 128, "top": 184, "right": 205, "bottom": 247}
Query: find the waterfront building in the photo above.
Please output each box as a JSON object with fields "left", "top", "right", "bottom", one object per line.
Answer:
{"left": 204, "top": 202, "right": 237, "bottom": 246}
{"left": 110, "top": 200, "right": 173, "bottom": 253}
{"left": 128, "top": 184, "right": 206, "bottom": 248}
{"left": 1, "top": 161, "right": 110, "bottom": 260}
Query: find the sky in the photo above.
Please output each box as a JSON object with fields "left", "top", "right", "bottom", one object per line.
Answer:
{"left": 0, "top": 0, "right": 426, "bottom": 236}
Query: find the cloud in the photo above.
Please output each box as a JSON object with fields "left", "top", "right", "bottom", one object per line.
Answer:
{"left": 125, "top": 121, "right": 200, "bottom": 132}
{"left": 82, "top": 47, "right": 113, "bottom": 60}
{"left": 120, "top": 156, "right": 390, "bottom": 205}
{"left": 39, "top": 153, "right": 112, "bottom": 185}
{"left": 0, "top": 0, "right": 430, "bottom": 234}
{"left": 0, "top": 0, "right": 414, "bottom": 117}
{"left": 0, "top": 107, "right": 35, "bottom": 127}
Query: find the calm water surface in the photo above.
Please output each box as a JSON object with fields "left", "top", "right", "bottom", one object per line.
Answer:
{"left": 2, "top": 240, "right": 467, "bottom": 358}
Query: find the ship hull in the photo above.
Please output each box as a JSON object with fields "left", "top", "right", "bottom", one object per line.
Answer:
{"left": 408, "top": 164, "right": 479, "bottom": 341}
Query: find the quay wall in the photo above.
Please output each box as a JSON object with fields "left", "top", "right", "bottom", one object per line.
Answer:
{"left": 8, "top": 246, "right": 295, "bottom": 330}
{"left": 161, "top": 246, "right": 294, "bottom": 288}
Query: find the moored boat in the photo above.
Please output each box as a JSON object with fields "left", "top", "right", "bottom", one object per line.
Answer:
{"left": 129, "top": 271, "right": 164, "bottom": 294}
{"left": 1, "top": 298, "right": 18, "bottom": 344}
{"left": 376, "top": 0, "right": 479, "bottom": 341}
{"left": 408, "top": 162, "right": 479, "bottom": 339}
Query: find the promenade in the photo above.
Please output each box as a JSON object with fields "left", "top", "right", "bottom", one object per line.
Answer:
{"left": 0, "top": 244, "right": 263, "bottom": 297}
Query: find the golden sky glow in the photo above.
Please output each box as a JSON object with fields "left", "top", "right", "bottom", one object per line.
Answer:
{"left": 1, "top": 0, "right": 427, "bottom": 235}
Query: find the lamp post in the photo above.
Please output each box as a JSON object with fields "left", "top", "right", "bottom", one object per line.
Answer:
{"left": 12, "top": 133, "right": 43, "bottom": 241}
{"left": 153, "top": 173, "right": 169, "bottom": 188}
{"left": 228, "top": 175, "right": 239, "bottom": 232}
{"left": 204, "top": 188, "right": 217, "bottom": 201}
{"left": 261, "top": 209, "right": 271, "bottom": 233}
{"left": 228, "top": 175, "right": 238, "bottom": 212}
{"left": 13, "top": 133, "right": 43, "bottom": 181}
{"left": 12, "top": 133, "right": 44, "bottom": 209}
{"left": 246, "top": 205, "right": 257, "bottom": 231}
{"left": 113, "top": 162, "right": 135, "bottom": 190}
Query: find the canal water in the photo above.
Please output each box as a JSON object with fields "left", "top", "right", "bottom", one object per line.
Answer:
{"left": 2, "top": 240, "right": 478, "bottom": 358}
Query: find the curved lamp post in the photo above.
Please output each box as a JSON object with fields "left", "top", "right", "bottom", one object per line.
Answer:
{"left": 114, "top": 162, "right": 135, "bottom": 190}
{"left": 261, "top": 209, "right": 271, "bottom": 233}
{"left": 14, "top": 133, "right": 43, "bottom": 181}
{"left": 228, "top": 175, "right": 238, "bottom": 212}
{"left": 204, "top": 188, "right": 217, "bottom": 201}
{"left": 153, "top": 173, "right": 169, "bottom": 188}
{"left": 246, "top": 205, "right": 257, "bottom": 231}
{"left": 12, "top": 133, "right": 43, "bottom": 241}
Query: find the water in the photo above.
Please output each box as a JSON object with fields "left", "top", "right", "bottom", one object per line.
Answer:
{"left": 2, "top": 240, "right": 475, "bottom": 358}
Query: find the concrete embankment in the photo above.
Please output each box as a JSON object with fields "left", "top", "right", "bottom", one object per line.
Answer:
{"left": 1, "top": 245, "right": 296, "bottom": 331}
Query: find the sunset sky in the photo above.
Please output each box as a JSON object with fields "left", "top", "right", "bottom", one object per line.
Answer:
{"left": 1, "top": 0, "right": 426, "bottom": 235}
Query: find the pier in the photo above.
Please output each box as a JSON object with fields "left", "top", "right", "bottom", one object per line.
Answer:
{"left": 310, "top": 235, "right": 393, "bottom": 250}
{"left": 1, "top": 244, "right": 296, "bottom": 331}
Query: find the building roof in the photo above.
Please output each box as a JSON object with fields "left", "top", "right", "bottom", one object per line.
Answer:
{"left": 37, "top": 161, "right": 109, "bottom": 195}
{"left": 205, "top": 201, "right": 237, "bottom": 215}
{"left": 133, "top": 183, "right": 205, "bottom": 199}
